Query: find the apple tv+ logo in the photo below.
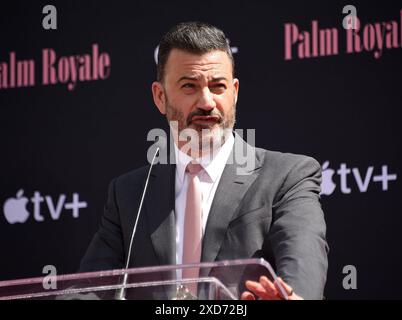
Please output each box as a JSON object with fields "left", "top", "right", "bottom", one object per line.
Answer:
{"left": 2, "top": 189, "right": 88, "bottom": 224}
{"left": 320, "top": 161, "right": 397, "bottom": 196}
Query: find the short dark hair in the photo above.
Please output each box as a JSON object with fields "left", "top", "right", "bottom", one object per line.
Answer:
{"left": 157, "top": 21, "right": 235, "bottom": 82}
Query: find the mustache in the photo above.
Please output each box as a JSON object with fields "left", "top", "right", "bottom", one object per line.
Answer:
{"left": 186, "top": 109, "right": 223, "bottom": 126}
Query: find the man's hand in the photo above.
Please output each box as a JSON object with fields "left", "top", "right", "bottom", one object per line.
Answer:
{"left": 241, "top": 276, "right": 303, "bottom": 300}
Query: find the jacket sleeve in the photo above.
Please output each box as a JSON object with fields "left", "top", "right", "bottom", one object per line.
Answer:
{"left": 79, "top": 178, "right": 125, "bottom": 273}
{"left": 270, "top": 156, "right": 329, "bottom": 299}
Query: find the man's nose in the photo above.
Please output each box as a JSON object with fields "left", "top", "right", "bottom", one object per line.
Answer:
{"left": 197, "top": 88, "right": 216, "bottom": 111}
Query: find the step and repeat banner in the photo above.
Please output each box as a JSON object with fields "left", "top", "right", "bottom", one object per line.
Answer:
{"left": 0, "top": 1, "right": 401, "bottom": 299}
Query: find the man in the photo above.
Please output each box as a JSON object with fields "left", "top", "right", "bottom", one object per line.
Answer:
{"left": 80, "top": 22, "right": 328, "bottom": 300}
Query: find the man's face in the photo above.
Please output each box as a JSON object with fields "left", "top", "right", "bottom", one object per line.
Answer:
{"left": 152, "top": 49, "right": 239, "bottom": 156}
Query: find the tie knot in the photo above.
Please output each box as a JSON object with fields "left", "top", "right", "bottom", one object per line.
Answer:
{"left": 186, "top": 162, "right": 203, "bottom": 175}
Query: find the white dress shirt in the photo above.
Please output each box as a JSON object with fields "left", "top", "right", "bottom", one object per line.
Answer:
{"left": 174, "top": 133, "right": 235, "bottom": 267}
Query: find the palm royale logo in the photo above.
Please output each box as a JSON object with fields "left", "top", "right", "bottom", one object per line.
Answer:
{"left": 0, "top": 43, "right": 111, "bottom": 91}
{"left": 284, "top": 9, "right": 402, "bottom": 60}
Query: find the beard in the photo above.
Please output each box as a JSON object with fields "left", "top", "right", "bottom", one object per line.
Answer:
{"left": 165, "top": 98, "right": 236, "bottom": 158}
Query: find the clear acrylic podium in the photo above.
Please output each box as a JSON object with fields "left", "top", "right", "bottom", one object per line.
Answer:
{"left": 0, "top": 258, "right": 287, "bottom": 300}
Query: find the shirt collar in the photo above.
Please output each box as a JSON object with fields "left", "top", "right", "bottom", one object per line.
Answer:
{"left": 174, "top": 132, "right": 235, "bottom": 183}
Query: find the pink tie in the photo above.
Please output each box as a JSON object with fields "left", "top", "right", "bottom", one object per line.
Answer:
{"left": 182, "top": 162, "right": 203, "bottom": 294}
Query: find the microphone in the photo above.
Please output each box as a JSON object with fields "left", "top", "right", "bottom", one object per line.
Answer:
{"left": 115, "top": 138, "right": 164, "bottom": 300}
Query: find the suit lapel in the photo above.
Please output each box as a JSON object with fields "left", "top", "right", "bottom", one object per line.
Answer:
{"left": 145, "top": 163, "right": 176, "bottom": 266}
{"left": 143, "top": 135, "right": 262, "bottom": 269}
{"left": 201, "top": 135, "right": 262, "bottom": 263}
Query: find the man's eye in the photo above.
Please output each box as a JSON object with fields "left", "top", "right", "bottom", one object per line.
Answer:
{"left": 211, "top": 83, "right": 227, "bottom": 91}
{"left": 212, "top": 83, "right": 226, "bottom": 88}
{"left": 182, "top": 83, "right": 195, "bottom": 89}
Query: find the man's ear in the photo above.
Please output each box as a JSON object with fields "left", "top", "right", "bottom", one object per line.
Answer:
{"left": 233, "top": 78, "right": 239, "bottom": 104}
{"left": 152, "top": 81, "right": 166, "bottom": 114}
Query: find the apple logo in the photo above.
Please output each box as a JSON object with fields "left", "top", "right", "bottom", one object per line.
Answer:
{"left": 320, "top": 161, "right": 336, "bottom": 196}
{"left": 3, "top": 189, "right": 30, "bottom": 224}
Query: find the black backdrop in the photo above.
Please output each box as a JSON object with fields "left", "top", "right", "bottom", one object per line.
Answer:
{"left": 1, "top": 0, "right": 401, "bottom": 299}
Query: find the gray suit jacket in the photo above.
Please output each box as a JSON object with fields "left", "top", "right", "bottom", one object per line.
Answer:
{"left": 80, "top": 134, "right": 328, "bottom": 299}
